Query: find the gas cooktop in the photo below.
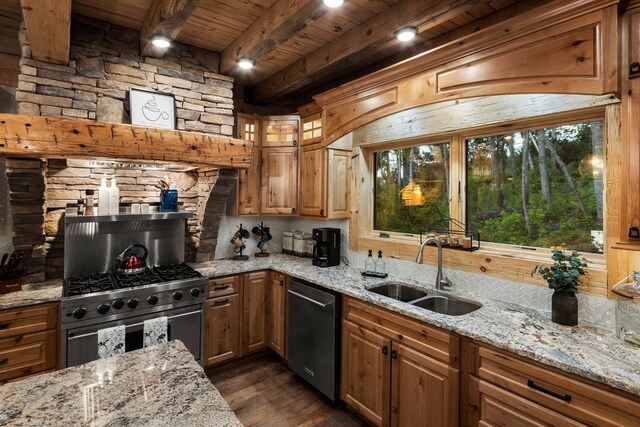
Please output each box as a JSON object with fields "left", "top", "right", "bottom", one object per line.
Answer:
{"left": 65, "top": 263, "right": 202, "bottom": 296}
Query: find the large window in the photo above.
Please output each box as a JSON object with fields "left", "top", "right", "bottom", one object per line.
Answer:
{"left": 467, "top": 121, "right": 604, "bottom": 254}
{"left": 374, "top": 143, "right": 450, "bottom": 233}
{"left": 371, "top": 118, "right": 605, "bottom": 255}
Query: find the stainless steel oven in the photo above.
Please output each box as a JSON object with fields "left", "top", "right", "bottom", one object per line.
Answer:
{"left": 64, "top": 304, "right": 202, "bottom": 368}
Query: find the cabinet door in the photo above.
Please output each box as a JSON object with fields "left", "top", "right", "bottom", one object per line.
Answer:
{"left": 242, "top": 271, "right": 269, "bottom": 354}
{"left": 261, "top": 116, "right": 300, "bottom": 147}
{"left": 204, "top": 294, "right": 241, "bottom": 367}
{"left": 327, "top": 149, "right": 351, "bottom": 218}
{"left": 391, "top": 343, "right": 459, "bottom": 427}
{"left": 260, "top": 147, "right": 298, "bottom": 215}
{"left": 237, "top": 113, "right": 261, "bottom": 215}
{"left": 342, "top": 320, "right": 391, "bottom": 427}
{"left": 301, "top": 113, "right": 322, "bottom": 146}
{"left": 268, "top": 272, "right": 287, "bottom": 358}
{"left": 475, "top": 378, "right": 583, "bottom": 427}
{"left": 299, "top": 146, "right": 326, "bottom": 217}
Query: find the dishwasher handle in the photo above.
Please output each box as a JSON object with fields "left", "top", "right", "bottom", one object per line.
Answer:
{"left": 288, "top": 289, "right": 333, "bottom": 309}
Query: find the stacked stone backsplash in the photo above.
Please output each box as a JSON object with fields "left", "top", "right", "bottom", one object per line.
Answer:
{"left": 15, "top": 15, "right": 234, "bottom": 135}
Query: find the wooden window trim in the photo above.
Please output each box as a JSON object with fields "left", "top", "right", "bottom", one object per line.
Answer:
{"left": 356, "top": 107, "right": 609, "bottom": 295}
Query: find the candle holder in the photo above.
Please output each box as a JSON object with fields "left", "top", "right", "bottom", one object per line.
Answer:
{"left": 420, "top": 218, "right": 480, "bottom": 252}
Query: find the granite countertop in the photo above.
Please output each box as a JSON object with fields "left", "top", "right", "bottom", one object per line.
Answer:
{"left": 192, "top": 254, "right": 640, "bottom": 398}
{"left": 0, "top": 279, "right": 63, "bottom": 310}
{"left": 0, "top": 340, "right": 242, "bottom": 427}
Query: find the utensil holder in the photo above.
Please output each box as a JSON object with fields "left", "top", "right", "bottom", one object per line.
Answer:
{"left": 160, "top": 189, "right": 178, "bottom": 212}
{"left": 0, "top": 277, "right": 22, "bottom": 294}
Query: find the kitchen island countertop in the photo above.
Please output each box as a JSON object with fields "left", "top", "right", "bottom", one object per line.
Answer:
{"left": 0, "top": 340, "right": 242, "bottom": 426}
{"left": 192, "top": 254, "right": 640, "bottom": 398}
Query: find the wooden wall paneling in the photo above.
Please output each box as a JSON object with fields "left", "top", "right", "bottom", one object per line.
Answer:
{"left": 255, "top": 0, "right": 484, "bottom": 102}
{"left": 0, "top": 114, "right": 253, "bottom": 168}
{"left": 236, "top": 113, "right": 261, "bottom": 215}
{"left": 20, "top": 0, "right": 71, "bottom": 64}
{"left": 350, "top": 94, "right": 618, "bottom": 147}
{"left": 449, "top": 135, "right": 464, "bottom": 232}
{"left": 315, "top": 2, "right": 619, "bottom": 145}
{"left": 219, "top": 0, "right": 328, "bottom": 74}
{"left": 139, "top": 0, "right": 199, "bottom": 58}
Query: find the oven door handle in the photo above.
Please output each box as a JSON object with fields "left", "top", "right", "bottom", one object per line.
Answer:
{"left": 68, "top": 310, "right": 199, "bottom": 339}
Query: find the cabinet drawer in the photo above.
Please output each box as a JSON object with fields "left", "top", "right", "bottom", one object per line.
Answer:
{"left": 344, "top": 297, "right": 459, "bottom": 367}
{"left": 0, "top": 304, "right": 58, "bottom": 340}
{"left": 477, "top": 346, "right": 640, "bottom": 426}
{"left": 474, "top": 377, "right": 584, "bottom": 427}
{"left": 0, "top": 329, "right": 57, "bottom": 382}
{"left": 208, "top": 275, "right": 241, "bottom": 299}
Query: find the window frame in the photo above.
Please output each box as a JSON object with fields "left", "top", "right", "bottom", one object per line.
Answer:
{"left": 365, "top": 110, "right": 607, "bottom": 267}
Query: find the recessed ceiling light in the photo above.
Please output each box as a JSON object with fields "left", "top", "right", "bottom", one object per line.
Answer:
{"left": 149, "top": 34, "right": 172, "bottom": 48}
{"left": 394, "top": 26, "right": 418, "bottom": 42}
{"left": 323, "top": 0, "right": 344, "bottom": 8}
{"left": 237, "top": 58, "right": 255, "bottom": 70}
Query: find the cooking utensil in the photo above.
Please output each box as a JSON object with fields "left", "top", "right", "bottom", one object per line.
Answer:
{"left": 0, "top": 253, "right": 8, "bottom": 269}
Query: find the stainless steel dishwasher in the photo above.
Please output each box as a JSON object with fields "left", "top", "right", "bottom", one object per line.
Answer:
{"left": 288, "top": 278, "right": 340, "bottom": 401}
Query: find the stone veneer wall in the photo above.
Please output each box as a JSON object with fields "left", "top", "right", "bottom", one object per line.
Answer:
{"left": 15, "top": 15, "right": 234, "bottom": 134}
{"left": 6, "top": 15, "right": 241, "bottom": 280}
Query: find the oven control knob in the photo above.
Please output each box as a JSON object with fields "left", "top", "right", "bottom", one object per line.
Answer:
{"left": 190, "top": 288, "right": 201, "bottom": 297}
{"left": 73, "top": 307, "right": 87, "bottom": 319}
{"left": 97, "top": 304, "right": 111, "bottom": 315}
{"left": 127, "top": 299, "right": 139, "bottom": 309}
{"left": 112, "top": 299, "right": 125, "bottom": 310}
{"left": 148, "top": 295, "right": 159, "bottom": 305}
{"left": 172, "top": 291, "right": 183, "bottom": 301}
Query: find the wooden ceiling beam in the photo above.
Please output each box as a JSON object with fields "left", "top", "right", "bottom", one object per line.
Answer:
{"left": 20, "top": 0, "right": 71, "bottom": 65}
{"left": 255, "top": 0, "right": 486, "bottom": 102}
{"left": 140, "top": 0, "right": 199, "bottom": 58}
{"left": 219, "top": 0, "right": 329, "bottom": 75}
{"left": 0, "top": 115, "right": 253, "bottom": 169}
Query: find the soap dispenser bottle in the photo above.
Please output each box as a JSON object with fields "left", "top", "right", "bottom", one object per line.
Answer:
{"left": 108, "top": 177, "right": 120, "bottom": 215}
{"left": 375, "top": 250, "right": 386, "bottom": 275}
{"left": 98, "top": 175, "right": 110, "bottom": 216}
{"left": 365, "top": 249, "right": 375, "bottom": 273}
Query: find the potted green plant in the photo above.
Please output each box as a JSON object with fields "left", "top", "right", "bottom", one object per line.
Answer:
{"left": 531, "top": 246, "right": 588, "bottom": 326}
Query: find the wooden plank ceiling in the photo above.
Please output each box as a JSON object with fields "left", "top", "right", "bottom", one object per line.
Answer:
{"left": 1, "top": 0, "right": 533, "bottom": 101}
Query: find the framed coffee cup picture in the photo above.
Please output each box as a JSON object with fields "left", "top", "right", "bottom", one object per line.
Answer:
{"left": 129, "top": 87, "right": 176, "bottom": 130}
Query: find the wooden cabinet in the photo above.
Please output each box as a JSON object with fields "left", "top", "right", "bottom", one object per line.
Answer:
{"left": 242, "top": 271, "right": 269, "bottom": 354}
{"left": 342, "top": 320, "right": 391, "bottom": 426}
{"left": 268, "top": 272, "right": 287, "bottom": 359}
{"left": 236, "top": 113, "right": 261, "bottom": 215}
{"left": 0, "top": 303, "right": 59, "bottom": 383}
{"left": 391, "top": 343, "right": 458, "bottom": 427}
{"left": 261, "top": 115, "right": 300, "bottom": 147}
{"left": 260, "top": 147, "right": 298, "bottom": 215}
{"left": 464, "top": 342, "right": 640, "bottom": 427}
{"left": 299, "top": 145, "right": 326, "bottom": 217}
{"left": 342, "top": 297, "right": 459, "bottom": 427}
{"left": 203, "top": 294, "right": 241, "bottom": 366}
{"left": 301, "top": 112, "right": 322, "bottom": 146}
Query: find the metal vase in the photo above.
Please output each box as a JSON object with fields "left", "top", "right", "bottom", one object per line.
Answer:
{"left": 551, "top": 290, "right": 578, "bottom": 326}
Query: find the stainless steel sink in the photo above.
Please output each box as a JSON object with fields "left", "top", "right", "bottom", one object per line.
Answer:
{"left": 411, "top": 296, "right": 481, "bottom": 316}
{"left": 367, "top": 282, "right": 429, "bottom": 302}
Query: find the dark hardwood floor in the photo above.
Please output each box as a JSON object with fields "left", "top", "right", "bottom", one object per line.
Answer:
{"left": 207, "top": 352, "right": 369, "bottom": 427}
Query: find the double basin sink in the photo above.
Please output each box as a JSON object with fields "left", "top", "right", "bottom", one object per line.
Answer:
{"left": 367, "top": 282, "right": 481, "bottom": 316}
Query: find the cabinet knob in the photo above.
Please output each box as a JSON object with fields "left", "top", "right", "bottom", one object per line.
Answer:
{"left": 382, "top": 346, "right": 388, "bottom": 355}
{"left": 292, "top": 208, "right": 297, "bottom": 214}
{"left": 391, "top": 349, "right": 397, "bottom": 359}
{"left": 320, "top": 209, "right": 324, "bottom": 216}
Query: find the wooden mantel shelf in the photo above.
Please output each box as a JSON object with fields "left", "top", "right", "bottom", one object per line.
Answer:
{"left": 0, "top": 114, "right": 253, "bottom": 168}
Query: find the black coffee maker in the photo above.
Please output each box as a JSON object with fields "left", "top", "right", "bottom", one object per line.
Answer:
{"left": 312, "top": 228, "right": 341, "bottom": 268}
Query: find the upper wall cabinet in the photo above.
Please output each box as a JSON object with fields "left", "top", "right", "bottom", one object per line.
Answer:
{"left": 302, "top": 113, "right": 322, "bottom": 146}
{"left": 314, "top": 2, "right": 619, "bottom": 145}
{"left": 262, "top": 116, "right": 300, "bottom": 147}
{"left": 237, "top": 113, "right": 261, "bottom": 215}
{"left": 236, "top": 114, "right": 299, "bottom": 216}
